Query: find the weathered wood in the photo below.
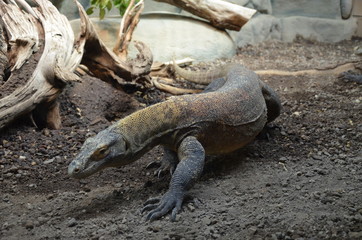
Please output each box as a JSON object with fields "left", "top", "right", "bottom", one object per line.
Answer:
{"left": 0, "top": 0, "right": 154, "bottom": 130}
{"left": 155, "top": 0, "right": 256, "bottom": 31}
{"left": 0, "top": 0, "right": 86, "bottom": 130}
{"left": 113, "top": 0, "right": 144, "bottom": 60}
{"left": 0, "top": 25, "right": 8, "bottom": 85}
{"left": 79, "top": 3, "right": 153, "bottom": 90}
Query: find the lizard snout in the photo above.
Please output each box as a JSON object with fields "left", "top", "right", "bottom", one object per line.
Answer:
{"left": 68, "top": 161, "right": 82, "bottom": 177}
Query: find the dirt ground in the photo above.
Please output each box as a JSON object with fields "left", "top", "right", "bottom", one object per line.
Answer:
{"left": 1, "top": 39, "right": 361, "bottom": 240}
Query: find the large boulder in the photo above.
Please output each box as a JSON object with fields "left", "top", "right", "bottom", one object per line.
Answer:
{"left": 70, "top": 13, "right": 236, "bottom": 62}
{"left": 231, "top": 14, "right": 357, "bottom": 47}
{"left": 280, "top": 16, "right": 356, "bottom": 42}
{"left": 271, "top": 0, "right": 342, "bottom": 19}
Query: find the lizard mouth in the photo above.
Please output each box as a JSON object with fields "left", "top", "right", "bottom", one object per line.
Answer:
{"left": 68, "top": 160, "right": 105, "bottom": 179}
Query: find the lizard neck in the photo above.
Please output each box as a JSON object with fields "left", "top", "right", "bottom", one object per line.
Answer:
{"left": 114, "top": 99, "right": 183, "bottom": 158}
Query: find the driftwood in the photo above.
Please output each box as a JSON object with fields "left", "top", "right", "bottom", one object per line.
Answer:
{"left": 0, "top": 0, "right": 153, "bottom": 130}
{"left": 78, "top": 0, "right": 153, "bottom": 91}
{"left": 113, "top": 0, "right": 144, "bottom": 60}
{"left": 0, "top": 0, "right": 86, "bottom": 130}
{"left": 155, "top": 0, "right": 256, "bottom": 31}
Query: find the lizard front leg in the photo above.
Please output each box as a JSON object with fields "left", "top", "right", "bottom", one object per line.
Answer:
{"left": 142, "top": 136, "right": 205, "bottom": 221}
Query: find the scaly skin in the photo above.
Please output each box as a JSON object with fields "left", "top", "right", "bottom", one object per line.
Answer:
{"left": 68, "top": 64, "right": 281, "bottom": 221}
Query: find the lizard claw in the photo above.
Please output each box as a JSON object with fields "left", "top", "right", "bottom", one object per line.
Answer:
{"left": 146, "top": 160, "right": 176, "bottom": 178}
{"left": 142, "top": 190, "right": 184, "bottom": 221}
{"left": 146, "top": 161, "right": 161, "bottom": 169}
{"left": 146, "top": 158, "right": 177, "bottom": 178}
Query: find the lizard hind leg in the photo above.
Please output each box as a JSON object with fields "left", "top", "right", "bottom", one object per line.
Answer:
{"left": 202, "top": 77, "right": 227, "bottom": 93}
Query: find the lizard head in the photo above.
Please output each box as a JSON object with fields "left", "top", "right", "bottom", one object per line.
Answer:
{"left": 68, "top": 126, "right": 131, "bottom": 179}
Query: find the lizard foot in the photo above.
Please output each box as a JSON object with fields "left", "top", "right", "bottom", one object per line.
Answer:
{"left": 142, "top": 190, "right": 184, "bottom": 221}
{"left": 146, "top": 159, "right": 177, "bottom": 178}
{"left": 257, "top": 124, "right": 281, "bottom": 141}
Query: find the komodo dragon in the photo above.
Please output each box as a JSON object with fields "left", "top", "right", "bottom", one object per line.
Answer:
{"left": 68, "top": 63, "right": 281, "bottom": 221}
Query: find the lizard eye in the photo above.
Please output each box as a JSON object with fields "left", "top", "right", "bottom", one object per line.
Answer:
{"left": 99, "top": 147, "right": 108, "bottom": 155}
{"left": 92, "top": 146, "right": 110, "bottom": 160}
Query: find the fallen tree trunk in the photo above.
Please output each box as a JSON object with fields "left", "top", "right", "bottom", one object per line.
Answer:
{"left": 0, "top": 0, "right": 87, "bottom": 130}
{"left": 155, "top": 0, "right": 257, "bottom": 31}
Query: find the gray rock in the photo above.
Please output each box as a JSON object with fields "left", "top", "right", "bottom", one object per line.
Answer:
{"left": 229, "top": 0, "right": 272, "bottom": 14}
{"left": 71, "top": 14, "right": 236, "bottom": 62}
{"left": 349, "top": 231, "right": 362, "bottom": 239}
{"left": 280, "top": 16, "right": 357, "bottom": 43}
{"left": 232, "top": 14, "right": 357, "bottom": 47}
{"left": 144, "top": 0, "right": 181, "bottom": 14}
{"left": 50, "top": 0, "right": 90, "bottom": 20}
{"left": 230, "top": 14, "right": 281, "bottom": 47}
{"left": 24, "top": 220, "right": 34, "bottom": 229}
{"left": 251, "top": 0, "right": 272, "bottom": 14}
{"left": 271, "top": 0, "right": 341, "bottom": 19}
{"left": 67, "top": 218, "right": 77, "bottom": 227}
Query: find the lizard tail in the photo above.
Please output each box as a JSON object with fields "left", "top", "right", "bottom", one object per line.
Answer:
{"left": 173, "top": 60, "right": 229, "bottom": 85}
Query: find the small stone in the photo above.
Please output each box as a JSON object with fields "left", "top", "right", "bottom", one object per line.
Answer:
{"left": 2, "top": 222, "right": 9, "bottom": 229}
{"left": 281, "top": 181, "right": 288, "bottom": 187}
{"left": 349, "top": 231, "right": 362, "bottom": 239}
{"left": 248, "top": 226, "right": 257, "bottom": 235}
{"left": 312, "top": 154, "right": 323, "bottom": 160}
{"left": 187, "top": 203, "right": 196, "bottom": 212}
{"left": 151, "top": 224, "right": 162, "bottom": 232}
{"left": 43, "top": 158, "right": 54, "bottom": 164}
{"left": 67, "top": 218, "right": 77, "bottom": 227}
{"left": 275, "top": 232, "right": 284, "bottom": 239}
{"left": 279, "top": 157, "right": 287, "bottom": 163}
{"left": 202, "top": 216, "right": 212, "bottom": 226}
{"left": 314, "top": 168, "right": 328, "bottom": 175}
{"left": 25, "top": 220, "right": 34, "bottom": 229}
{"left": 42, "top": 128, "right": 50, "bottom": 136}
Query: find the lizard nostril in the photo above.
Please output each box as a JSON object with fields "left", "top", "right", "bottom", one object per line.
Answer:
{"left": 74, "top": 167, "right": 80, "bottom": 173}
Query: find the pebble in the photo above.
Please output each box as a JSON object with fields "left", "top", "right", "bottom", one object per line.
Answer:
{"left": 43, "top": 158, "right": 55, "bottom": 164}
{"left": 201, "top": 216, "right": 212, "bottom": 226}
{"left": 25, "top": 220, "right": 34, "bottom": 229}
{"left": 187, "top": 203, "right": 196, "bottom": 212}
{"left": 26, "top": 203, "right": 33, "bottom": 210}
{"left": 67, "top": 218, "right": 77, "bottom": 227}
{"left": 349, "top": 231, "right": 362, "bottom": 239}
{"left": 279, "top": 157, "right": 288, "bottom": 163}
{"left": 312, "top": 154, "right": 323, "bottom": 160}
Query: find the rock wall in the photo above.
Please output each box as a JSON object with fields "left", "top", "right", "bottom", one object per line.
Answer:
{"left": 230, "top": 0, "right": 357, "bottom": 47}
{"left": 61, "top": 0, "right": 358, "bottom": 61}
{"left": 142, "top": 0, "right": 357, "bottom": 47}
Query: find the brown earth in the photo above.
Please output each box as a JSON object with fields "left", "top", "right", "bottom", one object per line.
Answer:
{"left": 0, "top": 39, "right": 361, "bottom": 240}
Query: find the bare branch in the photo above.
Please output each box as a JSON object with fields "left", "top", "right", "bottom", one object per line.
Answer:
{"left": 155, "top": 0, "right": 256, "bottom": 31}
